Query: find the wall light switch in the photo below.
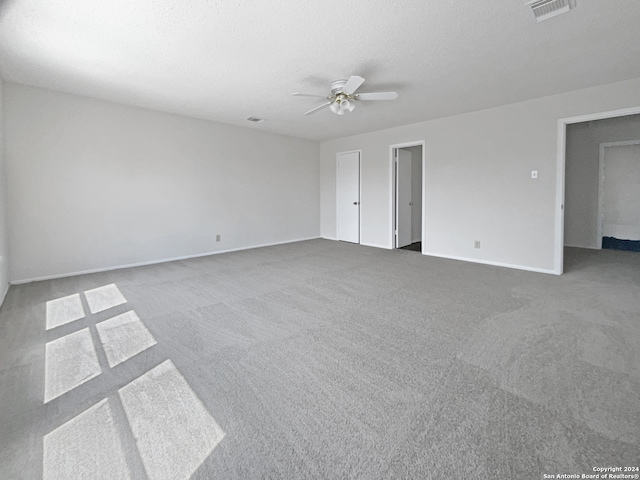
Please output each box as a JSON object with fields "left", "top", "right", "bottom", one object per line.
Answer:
{"left": 531, "top": 170, "right": 538, "bottom": 179}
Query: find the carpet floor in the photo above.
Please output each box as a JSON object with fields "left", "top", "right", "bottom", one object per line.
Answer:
{"left": 0, "top": 240, "right": 639, "bottom": 479}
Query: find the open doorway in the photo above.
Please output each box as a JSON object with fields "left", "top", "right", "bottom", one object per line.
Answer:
{"left": 558, "top": 109, "right": 640, "bottom": 273}
{"left": 390, "top": 142, "right": 424, "bottom": 252}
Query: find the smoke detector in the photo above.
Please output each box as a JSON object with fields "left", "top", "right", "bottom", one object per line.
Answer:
{"left": 525, "top": 0, "right": 576, "bottom": 22}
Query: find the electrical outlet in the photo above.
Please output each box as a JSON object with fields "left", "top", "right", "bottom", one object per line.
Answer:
{"left": 474, "top": 240, "right": 481, "bottom": 249}
{"left": 216, "top": 234, "right": 221, "bottom": 242}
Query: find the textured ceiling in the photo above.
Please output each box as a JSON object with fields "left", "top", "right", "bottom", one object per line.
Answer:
{"left": 1, "top": 0, "right": 640, "bottom": 141}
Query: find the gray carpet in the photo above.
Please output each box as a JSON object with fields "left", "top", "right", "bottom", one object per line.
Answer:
{"left": 0, "top": 240, "right": 639, "bottom": 479}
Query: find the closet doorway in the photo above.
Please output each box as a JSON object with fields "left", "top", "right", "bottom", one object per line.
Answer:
{"left": 390, "top": 142, "right": 425, "bottom": 252}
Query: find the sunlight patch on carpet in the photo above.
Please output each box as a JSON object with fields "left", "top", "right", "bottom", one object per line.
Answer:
{"left": 43, "top": 399, "right": 131, "bottom": 480}
{"left": 118, "top": 360, "right": 225, "bottom": 480}
{"left": 96, "top": 310, "right": 157, "bottom": 368}
{"left": 45, "top": 328, "right": 101, "bottom": 402}
{"left": 45, "top": 293, "right": 85, "bottom": 329}
{"left": 84, "top": 284, "right": 127, "bottom": 314}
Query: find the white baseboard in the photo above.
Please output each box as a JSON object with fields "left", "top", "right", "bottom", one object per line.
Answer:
{"left": 422, "top": 251, "right": 557, "bottom": 275}
{"left": 320, "top": 237, "right": 392, "bottom": 250}
{"left": 360, "top": 242, "right": 392, "bottom": 250}
{"left": 564, "top": 243, "right": 600, "bottom": 250}
{"left": 11, "top": 236, "right": 322, "bottom": 285}
{"left": 0, "top": 282, "right": 9, "bottom": 308}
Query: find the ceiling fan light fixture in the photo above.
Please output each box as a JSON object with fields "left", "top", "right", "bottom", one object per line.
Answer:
{"left": 328, "top": 94, "right": 356, "bottom": 115}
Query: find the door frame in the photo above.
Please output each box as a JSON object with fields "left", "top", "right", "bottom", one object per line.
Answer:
{"left": 597, "top": 139, "right": 640, "bottom": 249}
{"left": 556, "top": 106, "right": 640, "bottom": 274}
{"left": 336, "top": 150, "right": 362, "bottom": 243}
{"left": 389, "top": 141, "right": 426, "bottom": 251}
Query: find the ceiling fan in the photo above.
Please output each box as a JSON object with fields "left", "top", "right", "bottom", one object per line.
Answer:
{"left": 292, "top": 76, "right": 398, "bottom": 116}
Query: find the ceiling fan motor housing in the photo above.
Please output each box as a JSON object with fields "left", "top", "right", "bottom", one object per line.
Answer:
{"left": 330, "top": 79, "right": 349, "bottom": 94}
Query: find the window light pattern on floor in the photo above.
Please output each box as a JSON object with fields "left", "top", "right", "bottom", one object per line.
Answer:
{"left": 45, "top": 293, "right": 85, "bottom": 330}
{"left": 43, "top": 399, "right": 131, "bottom": 480}
{"left": 118, "top": 360, "right": 226, "bottom": 480}
{"left": 84, "top": 283, "right": 127, "bottom": 314}
{"left": 96, "top": 310, "right": 157, "bottom": 368}
{"left": 42, "top": 284, "right": 225, "bottom": 479}
{"left": 44, "top": 328, "right": 101, "bottom": 403}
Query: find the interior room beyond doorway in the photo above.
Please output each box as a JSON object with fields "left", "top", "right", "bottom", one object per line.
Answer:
{"left": 564, "top": 114, "right": 640, "bottom": 255}
{"left": 392, "top": 143, "right": 424, "bottom": 253}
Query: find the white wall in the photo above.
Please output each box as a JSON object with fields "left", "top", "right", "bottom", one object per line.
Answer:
{"left": 5, "top": 83, "right": 320, "bottom": 282}
{"left": 320, "top": 77, "right": 640, "bottom": 273}
{"left": 0, "top": 78, "right": 9, "bottom": 303}
{"left": 564, "top": 114, "right": 640, "bottom": 248}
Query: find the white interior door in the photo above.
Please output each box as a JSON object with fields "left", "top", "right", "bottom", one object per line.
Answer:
{"left": 602, "top": 143, "right": 640, "bottom": 242}
{"left": 337, "top": 152, "right": 360, "bottom": 243}
{"left": 411, "top": 149, "right": 423, "bottom": 244}
{"left": 395, "top": 149, "right": 412, "bottom": 248}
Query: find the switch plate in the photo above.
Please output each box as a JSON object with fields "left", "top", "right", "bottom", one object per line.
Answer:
{"left": 531, "top": 170, "right": 538, "bottom": 179}
{"left": 216, "top": 234, "right": 221, "bottom": 242}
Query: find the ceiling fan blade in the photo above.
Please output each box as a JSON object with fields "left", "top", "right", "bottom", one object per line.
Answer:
{"left": 356, "top": 92, "right": 398, "bottom": 101}
{"left": 293, "top": 92, "right": 329, "bottom": 98}
{"left": 304, "top": 102, "right": 333, "bottom": 115}
{"left": 342, "top": 76, "right": 365, "bottom": 95}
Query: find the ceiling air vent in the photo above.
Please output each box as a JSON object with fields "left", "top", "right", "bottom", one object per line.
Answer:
{"left": 526, "top": 0, "right": 575, "bottom": 22}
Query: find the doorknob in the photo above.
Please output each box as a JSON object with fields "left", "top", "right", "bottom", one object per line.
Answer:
{"left": 353, "top": 201, "right": 359, "bottom": 205}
